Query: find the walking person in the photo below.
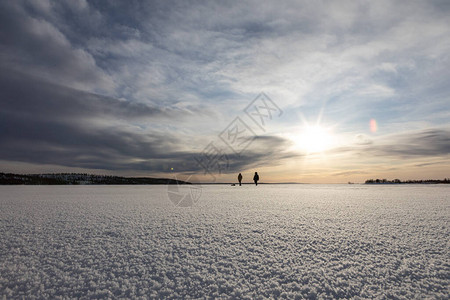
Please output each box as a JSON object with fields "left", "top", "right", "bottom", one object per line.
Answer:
{"left": 238, "top": 173, "right": 243, "bottom": 186}
{"left": 253, "top": 172, "right": 259, "bottom": 186}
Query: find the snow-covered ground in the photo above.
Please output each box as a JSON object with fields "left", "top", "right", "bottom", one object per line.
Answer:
{"left": 1, "top": 184, "right": 449, "bottom": 299}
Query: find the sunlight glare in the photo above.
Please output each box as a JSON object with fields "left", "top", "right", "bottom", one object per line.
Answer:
{"left": 296, "top": 125, "right": 335, "bottom": 153}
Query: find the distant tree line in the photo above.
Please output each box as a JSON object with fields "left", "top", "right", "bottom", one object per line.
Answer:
{"left": 0, "top": 173, "right": 190, "bottom": 185}
{"left": 365, "top": 178, "right": 450, "bottom": 184}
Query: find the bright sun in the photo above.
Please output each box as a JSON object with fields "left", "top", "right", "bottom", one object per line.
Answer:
{"left": 296, "top": 125, "right": 335, "bottom": 153}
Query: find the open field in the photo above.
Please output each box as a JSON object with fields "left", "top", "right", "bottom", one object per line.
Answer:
{"left": 1, "top": 185, "right": 449, "bottom": 299}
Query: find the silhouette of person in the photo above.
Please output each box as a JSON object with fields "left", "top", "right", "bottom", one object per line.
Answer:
{"left": 253, "top": 172, "right": 259, "bottom": 186}
{"left": 238, "top": 173, "right": 243, "bottom": 186}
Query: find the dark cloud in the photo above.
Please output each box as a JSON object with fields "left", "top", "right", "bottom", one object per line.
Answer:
{"left": 332, "top": 170, "right": 369, "bottom": 177}
{"left": 414, "top": 161, "right": 448, "bottom": 167}
{"left": 0, "top": 71, "right": 184, "bottom": 122}
{"left": 0, "top": 70, "right": 182, "bottom": 171}
{"left": 372, "top": 129, "right": 450, "bottom": 157}
{"left": 0, "top": 0, "right": 112, "bottom": 91}
{"left": 225, "top": 136, "right": 297, "bottom": 172}
{"left": 330, "top": 129, "right": 450, "bottom": 159}
{"left": 0, "top": 71, "right": 295, "bottom": 174}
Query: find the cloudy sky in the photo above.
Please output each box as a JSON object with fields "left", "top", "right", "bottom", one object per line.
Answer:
{"left": 1, "top": 0, "right": 449, "bottom": 183}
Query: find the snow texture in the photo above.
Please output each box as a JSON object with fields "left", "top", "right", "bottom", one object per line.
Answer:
{"left": 1, "top": 185, "right": 449, "bottom": 299}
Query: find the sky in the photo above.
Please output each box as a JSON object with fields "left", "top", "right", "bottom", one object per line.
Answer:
{"left": 1, "top": 0, "right": 449, "bottom": 183}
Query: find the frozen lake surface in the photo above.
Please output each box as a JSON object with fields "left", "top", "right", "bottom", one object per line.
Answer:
{"left": 1, "top": 184, "right": 449, "bottom": 299}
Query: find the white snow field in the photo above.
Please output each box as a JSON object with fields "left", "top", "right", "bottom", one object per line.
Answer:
{"left": 1, "top": 184, "right": 449, "bottom": 299}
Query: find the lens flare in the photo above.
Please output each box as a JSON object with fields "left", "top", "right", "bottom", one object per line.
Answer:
{"left": 370, "top": 119, "right": 377, "bottom": 133}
